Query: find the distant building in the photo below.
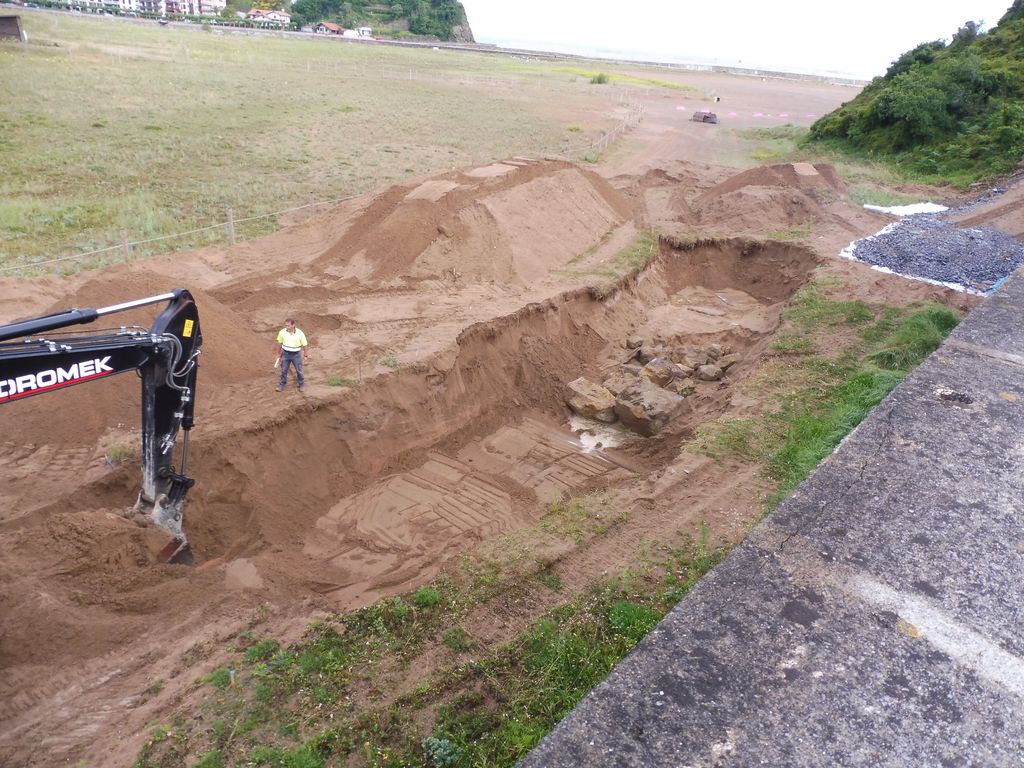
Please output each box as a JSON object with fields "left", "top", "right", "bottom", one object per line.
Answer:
{"left": 246, "top": 8, "right": 290, "bottom": 26}
{"left": 137, "top": 0, "right": 166, "bottom": 15}
{"left": 313, "top": 21, "right": 341, "bottom": 34}
{"left": 342, "top": 25, "right": 372, "bottom": 38}
{"left": 68, "top": 0, "right": 134, "bottom": 12}
{"left": 166, "top": 0, "right": 202, "bottom": 14}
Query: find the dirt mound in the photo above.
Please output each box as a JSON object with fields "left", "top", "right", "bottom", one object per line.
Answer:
{"left": 949, "top": 176, "right": 1024, "bottom": 238}
{"left": 310, "top": 158, "right": 633, "bottom": 285}
{"left": 697, "top": 162, "right": 846, "bottom": 201}
{"left": 692, "top": 162, "right": 850, "bottom": 235}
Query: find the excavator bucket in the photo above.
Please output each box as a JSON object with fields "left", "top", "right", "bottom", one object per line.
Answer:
{"left": 140, "top": 471, "right": 196, "bottom": 565}
{"left": 158, "top": 537, "right": 194, "bottom": 566}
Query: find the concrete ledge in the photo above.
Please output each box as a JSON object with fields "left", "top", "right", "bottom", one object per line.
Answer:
{"left": 519, "top": 270, "right": 1024, "bottom": 767}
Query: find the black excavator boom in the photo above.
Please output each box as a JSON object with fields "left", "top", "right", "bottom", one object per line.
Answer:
{"left": 0, "top": 289, "right": 202, "bottom": 563}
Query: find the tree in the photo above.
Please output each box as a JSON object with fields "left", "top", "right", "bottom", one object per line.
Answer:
{"left": 338, "top": 1, "right": 355, "bottom": 26}
{"left": 950, "top": 20, "right": 980, "bottom": 47}
{"left": 871, "top": 75, "right": 956, "bottom": 147}
{"left": 885, "top": 40, "right": 945, "bottom": 80}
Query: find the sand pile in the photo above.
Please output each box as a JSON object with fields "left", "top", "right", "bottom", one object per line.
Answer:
{"left": 310, "top": 158, "right": 633, "bottom": 285}
{"left": 694, "top": 162, "right": 847, "bottom": 234}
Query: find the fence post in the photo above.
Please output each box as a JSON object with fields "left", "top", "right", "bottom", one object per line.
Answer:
{"left": 121, "top": 229, "right": 131, "bottom": 260}
{"left": 226, "top": 207, "right": 236, "bottom": 245}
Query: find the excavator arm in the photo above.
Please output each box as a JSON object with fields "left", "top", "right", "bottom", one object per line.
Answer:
{"left": 0, "top": 289, "right": 202, "bottom": 564}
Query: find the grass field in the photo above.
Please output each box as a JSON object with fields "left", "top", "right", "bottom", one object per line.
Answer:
{"left": 0, "top": 13, "right": 659, "bottom": 272}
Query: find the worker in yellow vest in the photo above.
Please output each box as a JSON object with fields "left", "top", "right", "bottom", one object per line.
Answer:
{"left": 275, "top": 317, "right": 309, "bottom": 392}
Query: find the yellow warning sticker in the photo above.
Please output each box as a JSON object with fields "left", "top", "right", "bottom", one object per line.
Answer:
{"left": 182, "top": 319, "right": 194, "bottom": 338}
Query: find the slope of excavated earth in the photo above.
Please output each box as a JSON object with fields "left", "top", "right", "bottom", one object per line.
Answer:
{"left": 0, "top": 84, "right": 1012, "bottom": 766}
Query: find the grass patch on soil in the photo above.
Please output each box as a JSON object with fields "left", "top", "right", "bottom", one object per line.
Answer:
{"left": 105, "top": 444, "right": 135, "bottom": 464}
{"left": 807, "top": 152, "right": 955, "bottom": 209}
{"left": 551, "top": 67, "right": 696, "bottom": 91}
{"left": 849, "top": 184, "right": 934, "bottom": 208}
{"left": 134, "top": 495, "right": 723, "bottom": 768}
{"left": 767, "top": 219, "right": 814, "bottom": 241}
{"left": 694, "top": 282, "right": 961, "bottom": 505}
{"left": 610, "top": 231, "right": 659, "bottom": 274}
{"left": 557, "top": 231, "right": 658, "bottom": 285}
{"left": 734, "top": 124, "right": 808, "bottom": 163}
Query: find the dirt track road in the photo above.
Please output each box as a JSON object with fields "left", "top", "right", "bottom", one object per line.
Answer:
{"left": 0, "top": 68, "right": 991, "bottom": 766}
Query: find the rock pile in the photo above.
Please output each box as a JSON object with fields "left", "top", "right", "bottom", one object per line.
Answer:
{"left": 565, "top": 338, "right": 741, "bottom": 437}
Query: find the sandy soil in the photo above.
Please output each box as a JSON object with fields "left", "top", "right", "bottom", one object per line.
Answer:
{"left": 0, "top": 69, "right": 1015, "bottom": 766}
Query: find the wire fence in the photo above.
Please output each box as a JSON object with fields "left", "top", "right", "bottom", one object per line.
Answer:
{"left": 587, "top": 104, "right": 645, "bottom": 155}
{"left": 0, "top": 195, "right": 357, "bottom": 276}
{"left": 2, "top": 103, "right": 645, "bottom": 277}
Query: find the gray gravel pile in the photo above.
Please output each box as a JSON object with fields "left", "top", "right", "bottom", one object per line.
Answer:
{"left": 847, "top": 213, "right": 1024, "bottom": 291}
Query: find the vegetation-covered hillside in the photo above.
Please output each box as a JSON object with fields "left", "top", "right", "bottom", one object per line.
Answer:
{"left": 805, "top": 1, "right": 1024, "bottom": 185}
{"left": 290, "top": 0, "right": 471, "bottom": 40}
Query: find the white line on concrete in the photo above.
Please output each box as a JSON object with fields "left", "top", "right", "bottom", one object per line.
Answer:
{"left": 852, "top": 574, "right": 1024, "bottom": 699}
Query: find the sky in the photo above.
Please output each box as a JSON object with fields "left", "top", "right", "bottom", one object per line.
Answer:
{"left": 459, "top": 1, "right": 1015, "bottom": 80}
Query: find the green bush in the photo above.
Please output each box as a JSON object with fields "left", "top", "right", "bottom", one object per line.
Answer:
{"left": 442, "top": 627, "right": 470, "bottom": 652}
{"left": 411, "top": 586, "right": 442, "bottom": 608}
{"left": 244, "top": 639, "right": 280, "bottom": 664}
{"left": 804, "top": 10, "right": 1024, "bottom": 184}
{"left": 206, "top": 667, "right": 233, "bottom": 690}
{"left": 105, "top": 444, "right": 134, "bottom": 464}
{"left": 423, "top": 736, "right": 461, "bottom": 768}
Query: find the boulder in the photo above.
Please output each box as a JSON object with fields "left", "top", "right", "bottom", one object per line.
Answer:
{"left": 670, "top": 344, "right": 694, "bottom": 361}
{"left": 637, "top": 345, "right": 663, "bottom": 364}
{"left": 565, "top": 377, "right": 617, "bottom": 423}
{"left": 695, "top": 364, "right": 724, "bottom": 381}
{"left": 614, "top": 381, "right": 686, "bottom": 436}
{"left": 624, "top": 335, "right": 644, "bottom": 350}
{"left": 672, "top": 346, "right": 709, "bottom": 369}
{"left": 718, "top": 352, "right": 742, "bottom": 371}
{"left": 640, "top": 357, "right": 688, "bottom": 388}
{"left": 602, "top": 369, "right": 639, "bottom": 397}
{"left": 668, "top": 377, "right": 696, "bottom": 397}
